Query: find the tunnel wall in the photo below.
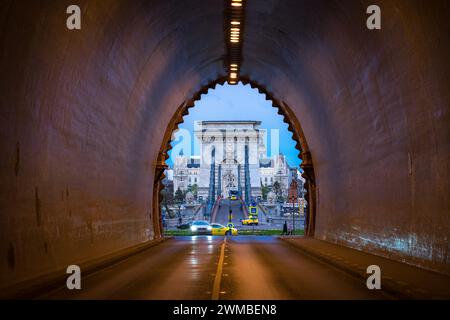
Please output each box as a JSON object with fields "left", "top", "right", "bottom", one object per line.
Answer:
{"left": 0, "top": 0, "right": 449, "bottom": 290}
{"left": 242, "top": 0, "right": 450, "bottom": 273}
{"left": 0, "top": 0, "right": 225, "bottom": 289}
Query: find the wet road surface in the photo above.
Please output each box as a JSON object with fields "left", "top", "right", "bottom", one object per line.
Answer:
{"left": 40, "top": 236, "right": 390, "bottom": 300}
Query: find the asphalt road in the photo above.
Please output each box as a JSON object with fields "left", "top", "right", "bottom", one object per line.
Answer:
{"left": 213, "top": 199, "right": 245, "bottom": 226}
{"left": 40, "top": 236, "right": 390, "bottom": 300}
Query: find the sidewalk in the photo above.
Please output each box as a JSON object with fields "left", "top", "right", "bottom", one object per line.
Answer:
{"left": 279, "top": 237, "right": 450, "bottom": 299}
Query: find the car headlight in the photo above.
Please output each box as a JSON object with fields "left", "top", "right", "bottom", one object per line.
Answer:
{"left": 207, "top": 226, "right": 212, "bottom": 231}
{"left": 190, "top": 226, "right": 197, "bottom": 232}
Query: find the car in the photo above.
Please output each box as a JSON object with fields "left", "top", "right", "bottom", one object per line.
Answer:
{"left": 177, "top": 222, "right": 192, "bottom": 230}
{"left": 190, "top": 220, "right": 212, "bottom": 234}
{"left": 229, "top": 190, "right": 238, "bottom": 200}
{"left": 210, "top": 223, "right": 238, "bottom": 236}
{"left": 241, "top": 216, "right": 259, "bottom": 226}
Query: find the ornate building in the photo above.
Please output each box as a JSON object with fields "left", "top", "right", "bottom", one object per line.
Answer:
{"left": 172, "top": 121, "right": 290, "bottom": 203}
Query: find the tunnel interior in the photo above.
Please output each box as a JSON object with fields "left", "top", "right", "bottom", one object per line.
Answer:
{"left": 0, "top": 0, "right": 449, "bottom": 293}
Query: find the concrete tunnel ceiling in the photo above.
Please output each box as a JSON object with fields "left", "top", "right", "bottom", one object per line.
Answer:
{"left": 0, "top": 0, "right": 449, "bottom": 290}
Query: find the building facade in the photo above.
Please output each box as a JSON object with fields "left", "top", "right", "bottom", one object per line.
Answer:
{"left": 172, "top": 121, "right": 290, "bottom": 202}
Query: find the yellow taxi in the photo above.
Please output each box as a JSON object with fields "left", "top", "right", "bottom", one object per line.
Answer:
{"left": 210, "top": 223, "right": 238, "bottom": 236}
{"left": 241, "top": 216, "right": 259, "bottom": 226}
{"left": 230, "top": 195, "right": 237, "bottom": 200}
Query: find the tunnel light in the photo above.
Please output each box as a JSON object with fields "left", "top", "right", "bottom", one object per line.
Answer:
{"left": 227, "top": 5, "right": 243, "bottom": 84}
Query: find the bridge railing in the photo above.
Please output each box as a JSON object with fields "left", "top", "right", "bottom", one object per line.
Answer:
{"left": 240, "top": 198, "right": 249, "bottom": 218}
{"left": 210, "top": 197, "right": 223, "bottom": 222}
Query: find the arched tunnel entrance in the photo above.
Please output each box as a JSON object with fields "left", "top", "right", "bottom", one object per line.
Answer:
{"left": 154, "top": 79, "right": 316, "bottom": 239}
{"left": 0, "top": 0, "right": 449, "bottom": 300}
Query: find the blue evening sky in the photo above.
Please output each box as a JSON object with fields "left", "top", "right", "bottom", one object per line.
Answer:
{"left": 167, "top": 82, "right": 301, "bottom": 168}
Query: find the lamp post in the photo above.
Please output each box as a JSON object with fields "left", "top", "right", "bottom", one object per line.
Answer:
{"left": 288, "top": 180, "right": 298, "bottom": 235}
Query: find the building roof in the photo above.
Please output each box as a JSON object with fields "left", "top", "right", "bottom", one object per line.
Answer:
{"left": 187, "top": 158, "right": 200, "bottom": 168}
{"left": 259, "top": 159, "right": 273, "bottom": 168}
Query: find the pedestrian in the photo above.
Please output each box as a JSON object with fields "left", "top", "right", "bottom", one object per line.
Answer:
{"left": 282, "top": 220, "right": 288, "bottom": 235}
{"left": 178, "top": 216, "right": 182, "bottom": 226}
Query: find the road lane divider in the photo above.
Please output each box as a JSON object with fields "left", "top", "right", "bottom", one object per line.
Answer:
{"left": 211, "top": 237, "right": 227, "bottom": 300}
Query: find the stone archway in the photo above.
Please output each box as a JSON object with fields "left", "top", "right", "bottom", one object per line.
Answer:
{"left": 155, "top": 78, "right": 316, "bottom": 236}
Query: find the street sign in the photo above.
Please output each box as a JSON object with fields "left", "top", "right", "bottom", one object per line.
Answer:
{"left": 227, "top": 223, "right": 234, "bottom": 229}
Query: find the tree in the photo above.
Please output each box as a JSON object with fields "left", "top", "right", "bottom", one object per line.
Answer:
{"left": 174, "top": 187, "right": 185, "bottom": 205}
{"left": 188, "top": 183, "right": 198, "bottom": 199}
{"left": 161, "top": 179, "right": 175, "bottom": 218}
{"left": 272, "top": 181, "right": 284, "bottom": 203}
{"left": 174, "top": 187, "right": 186, "bottom": 218}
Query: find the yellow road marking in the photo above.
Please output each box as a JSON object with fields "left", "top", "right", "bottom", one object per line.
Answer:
{"left": 211, "top": 237, "right": 227, "bottom": 300}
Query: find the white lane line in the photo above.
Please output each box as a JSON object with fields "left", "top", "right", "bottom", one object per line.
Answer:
{"left": 211, "top": 237, "right": 227, "bottom": 300}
